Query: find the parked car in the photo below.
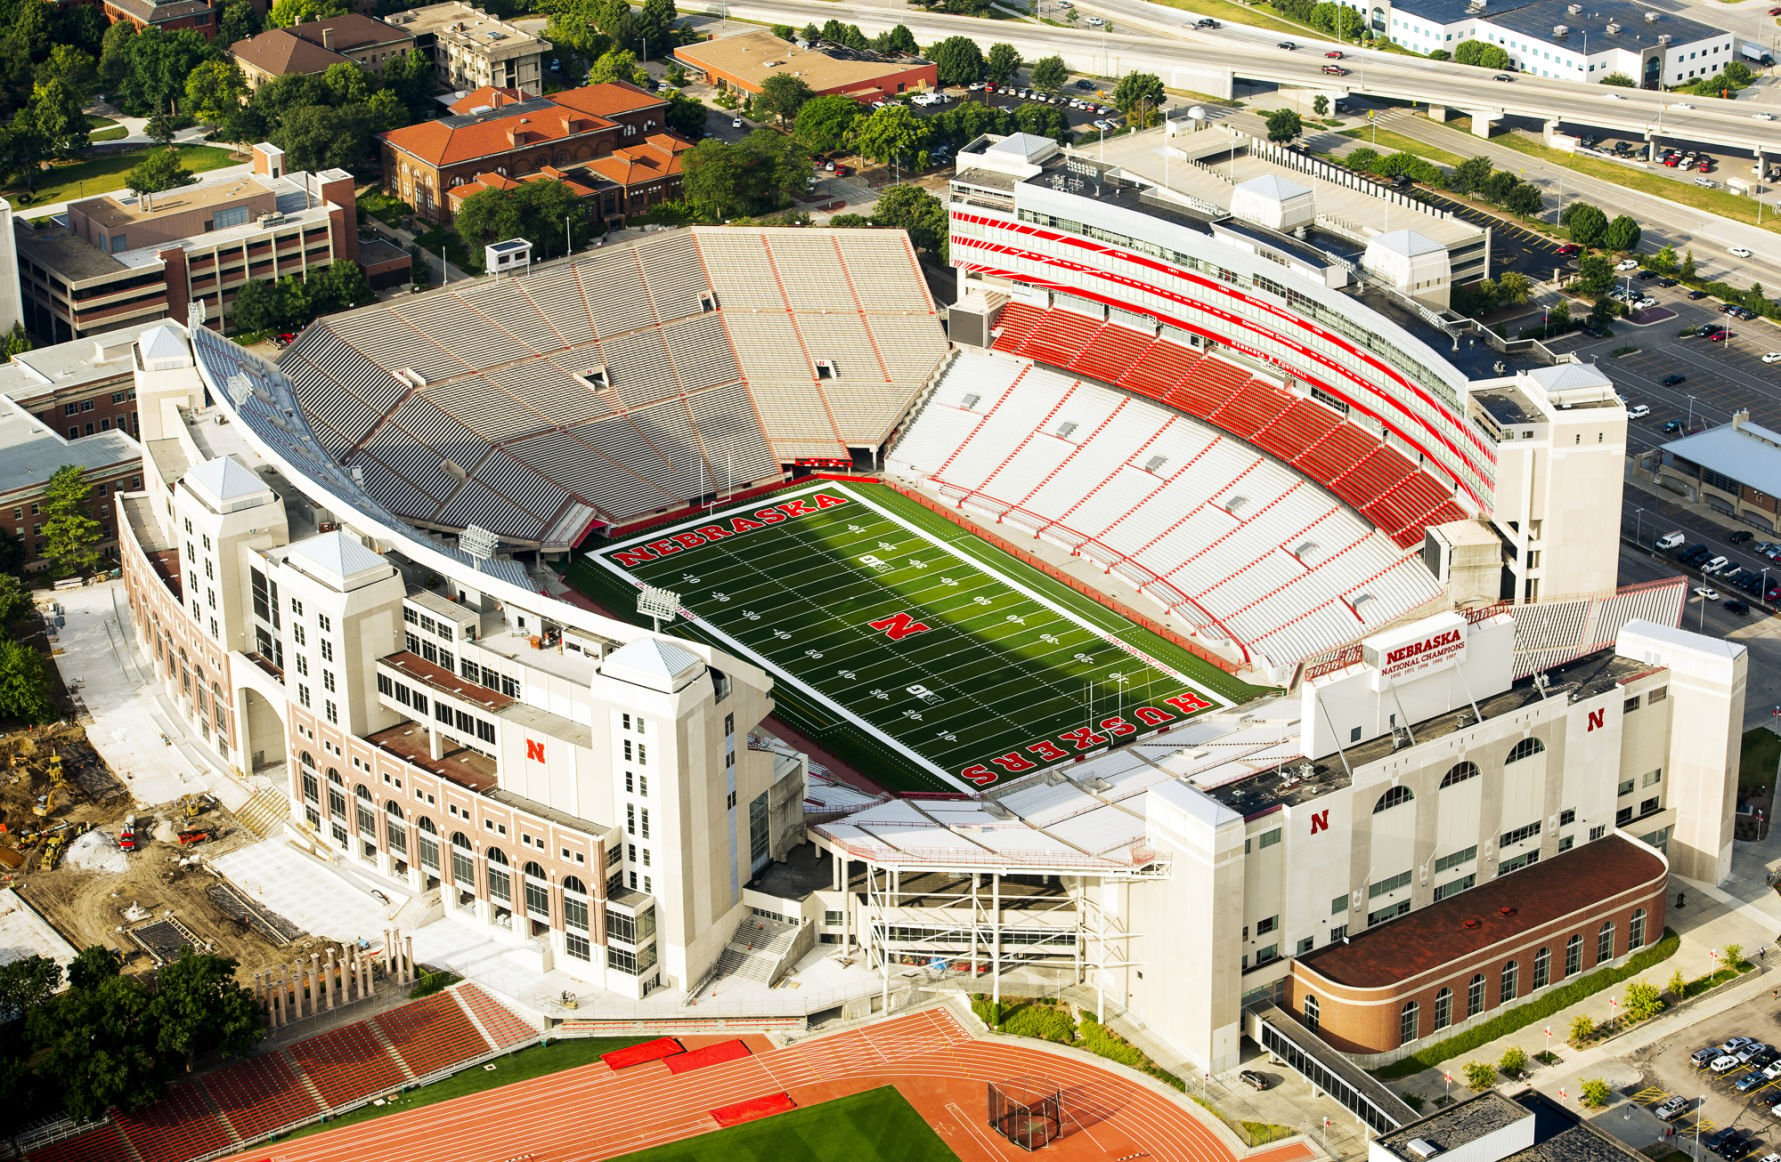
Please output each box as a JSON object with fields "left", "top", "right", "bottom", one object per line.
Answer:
{"left": 1737, "top": 1069, "right": 1768, "bottom": 1092}
{"left": 1628, "top": 404, "right": 1651, "bottom": 419}
{"left": 1658, "top": 1096, "right": 1693, "bottom": 1120}
{"left": 1664, "top": 419, "right": 1686, "bottom": 433}
{"left": 1704, "top": 556, "right": 1732, "bottom": 575}
{"left": 1689, "top": 289, "right": 1711, "bottom": 299}
{"left": 1739, "top": 1042, "right": 1770, "bottom": 1063}
{"left": 1662, "top": 374, "right": 1688, "bottom": 386}
{"left": 1764, "top": 352, "right": 1781, "bottom": 364}
{"left": 1731, "top": 530, "right": 1755, "bottom": 544}
{"left": 1616, "top": 258, "right": 1640, "bottom": 271}
{"left": 1695, "top": 1047, "right": 1727, "bottom": 1068}
{"left": 1722, "top": 1036, "right": 1759, "bottom": 1054}
{"left": 1727, "top": 599, "right": 1753, "bottom": 616}
{"left": 1239, "top": 1070, "right": 1269, "bottom": 1090}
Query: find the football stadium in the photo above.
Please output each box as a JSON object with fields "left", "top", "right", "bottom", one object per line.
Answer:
{"left": 92, "top": 124, "right": 1747, "bottom": 1159}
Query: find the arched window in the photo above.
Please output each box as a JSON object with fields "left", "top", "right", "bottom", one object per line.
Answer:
{"left": 487, "top": 847, "right": 511, "bottom": 904}
{"left": 327, "top": 768, "right": 343, "bottom": 784}
{"left": 300, "top": 751, "right": 316, "bottom": 769}
{"left": 1500, "top": 959, "right": 1519, "bottom": 1004}
{"left": 1373, "top": 785, "right": 1414, "bottom": 813}
{"left": 1303, "top": 993, "right": 1320, "bottom": 1029}
{"left": 523, "top": 861, "right": 549, "bottom": 918}
{"left": 1400, "top": 1000, "right": 1419, "bottom": 1046}
{"left": 353, "top": 785, "right": 375, "bottom": 837}
{"left": 1533, "top": 946, "right": 1551, "bottom": 990}
{"left": 385, "top": 800, "right": 404, "bottom": 818}
{"left": 1466, "top": 972, "right": 1485, "bottom": 1017}
{"left": 1565, "top": 934, "right": 1583, "bottom": 977}
{"left": 1440, "top": 762, "right": 1480, "bottom": 788}
{"left": 354, "top": 785, "right": 372, "bottom": 800}
{"left": 1433, "top": 987, "right": 1452, "bottom": 1030}
{"left": 562, "top": 875, "right": 589, "bottom": 932}
{"left": 451, "top": 832, "right": 475, "bottom": 888}
{"left": 1506, "top": 737, "right": 1546, "bottom": 764}
{"left": 326, "top": 772, "right": 346, "bottom": 821}
{"left": 1597, "top": 920, "right": 1615, "bottom": 965}
{"left": 385, "top": 802, "right": 407, "bottom": 856}
{"left": 416, "top": 817, "right": 438, "bottom": 870}
{"left": 1629, "top": 908, "right": 1647, "bottom": 951}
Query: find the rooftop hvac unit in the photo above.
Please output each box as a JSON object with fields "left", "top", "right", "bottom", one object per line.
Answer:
{"left": 1644, "top": 10, "right": 1658, "bottom": 21}
{"left": 1658, "top": 33, "right": 1671, "bottom": 43}
{"left": 1606, "top": 21, "right": 1620, "bottom": 33}
{"left": 1553, "top": 23, "right": 1568, "bottom": 36}
{"left": 1566, "top": 2, "right": 1581, "bottom": 12}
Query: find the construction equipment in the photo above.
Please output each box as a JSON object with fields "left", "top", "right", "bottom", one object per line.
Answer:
{"left": 178, "top": 793, "right": 213, "bottom": 819}
{"left": 118, "top": 816, "right": 139, "bottom": 852}
{"left": 39, "top": 834, "right": 64, "bottom": 870}
{"left": 176, "top": 827, "right": 215, "bottom": 847}
{"left": 31, "top": 789, "right": 56, "bottom": 818}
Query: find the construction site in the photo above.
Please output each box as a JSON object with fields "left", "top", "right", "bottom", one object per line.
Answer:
{"left": 1, "top": 724, "right": 335, "bottom": 981}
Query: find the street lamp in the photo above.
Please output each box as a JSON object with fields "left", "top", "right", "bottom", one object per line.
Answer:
{"left": 1687, "top": 394, "right": 1698, "bottom": 429}
{"left": 1633, "top": 506, "right": 1643, "bottom": 543}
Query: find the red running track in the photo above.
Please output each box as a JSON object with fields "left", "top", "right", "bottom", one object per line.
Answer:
{"left": 217, "top": 1007, "right": 1320, "bottom": 1162}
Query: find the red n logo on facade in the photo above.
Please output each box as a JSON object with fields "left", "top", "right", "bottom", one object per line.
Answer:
{"left": 1309, "top": 809, "right": 1330, "bottom": 835}
{"left": 868, "top": 612, "right": 932, "bottom": 641}
{"left": 526, "top": 739, "right": 546, "bottom": 762}
{"left": 1586, "top": 709, "right": 1605, "bottom": 732}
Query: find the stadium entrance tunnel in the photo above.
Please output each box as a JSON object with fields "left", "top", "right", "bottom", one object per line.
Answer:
{"left": 236, "top": 682, "right": 288, "bottom": 778}
{"left": 1248, "top": 1004, "right": 1415, "bottom": 1134}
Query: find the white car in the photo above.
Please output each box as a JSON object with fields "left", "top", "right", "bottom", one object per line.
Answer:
{"left": 1635, "top": 297, "right": 1658, "bottom": 309}
{"left": 1703, "top": 555, "right": 1731, "bottom": 575}
{"left": 1085, "top": 14, "right": 1104, "bottom": 24}
{"left": 1628, "top": 404, "right": 1651, "bottom": 419}
{"left": 1616, "top": 258, "right": 1639, "bottom": 271}
{"left": 1757, "top": 112, "right": 1777, "bottom": 121}
{"left": 1695, "top": 586, "right": 1720, "bottom": 601}
{"left": 1713, "top": 1054, "right": 1743, "bottom": 1072}
{"left": 1696, "top": 177, "right": 1717, "bottom": 188}
{"left": 1763, "top": 352, "right": 1781, "bottom": 364}
{"left": 1732, "top": 246, "right": 1755, "bottom": 258}
{"left": 1674, "top": 102, "right": 1694, "bottom": 110}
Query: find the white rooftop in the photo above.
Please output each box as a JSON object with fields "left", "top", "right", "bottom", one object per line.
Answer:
{"left": 1372, "top": 229, "right": 1445, "bottom": 257}
{"left": 1234, "top": 173, "right": 1312, "bottom": 203}
{"left": 138, "top": 324, "right": 192, "bottom": 371}
{"left": 0, "top": 401, "right": 139, "bottom": 499}
{"left": 602, "top": 637, "right": 705, "bottom": 693}
{"left": 286, "top": 529, "right": 391, "bottom": 588}
{"left": 182, "top": 454, "right": 272, "bottom": 512}
{"left": 1525, "top": 362, "right": 1614, "bottom": 393}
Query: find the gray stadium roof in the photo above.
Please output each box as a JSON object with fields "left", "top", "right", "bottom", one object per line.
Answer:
{"left": 1662, "top": 418, "right": 1781, "bottom": 499}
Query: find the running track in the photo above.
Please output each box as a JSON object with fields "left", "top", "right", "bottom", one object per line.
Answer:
{"left": 221, "top": 1007, "right": 1320, "bottom": 1162}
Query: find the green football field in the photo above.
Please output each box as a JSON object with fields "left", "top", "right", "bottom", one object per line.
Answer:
{"left": 614, "top": 1086, "right": 957, "bottom": 1162}
{"left": 586, "top": 481, "right": 1261, "bottom": 792}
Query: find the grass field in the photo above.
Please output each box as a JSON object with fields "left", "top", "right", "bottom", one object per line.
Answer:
{"left": 614, "top": 1087, "right": 957, "bottom": 1162}
{"left": 1338, "top": 126, "right": 1469, "bottom": 169}
{"left": 578, "top": 482, "right": 1262, "bottom": 792}
{"left": 8, "top": 144, "right": 239, "bottom": 208}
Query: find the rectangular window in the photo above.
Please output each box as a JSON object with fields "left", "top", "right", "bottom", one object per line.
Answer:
{"left": 1368, "top": 870, "right": 1412, "bottom": 899}
{"left": 1434, "top": 874, "right": 1475, "bottom": 901}
{"left": 1257, "top": 829, "right": 1281, "bottom": 849}
{"left": 565, "top": 931, "right": 590, "bottom": 961}
{"left": 321, "top": 639, "right": 334, "bottom": 662}
{"left": 1499, "top": 821, "right": 1542, "bottom": 847}
{"left": 1367, "top": 900, "right": 1410, "bottom": 927}
{"left": 1617, "top": 778, "right": 1635, "bottom": 797}
{"left": 1624, "top": 695, "right": 1640, "bottom": 713}
{"left": 1434, "top": 845, "right": 1476, "bottom": 874}
{"left": 1559, "top": 808, "right": 1575, "bottom": 826}
{"left": 1331, "top": 894, "right": 1348, "bottom": 915}
{"left": 1255, "top": 915, "right": 1278, "bottom": 935}
{"left": 1643, "top": 769, "right": 1663, "bottom": 787}
{"left": 1500, "top": 850, "right": 1540, "bottom": 874}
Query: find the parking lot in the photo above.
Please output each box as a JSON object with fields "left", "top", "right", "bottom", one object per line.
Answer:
{"left": 1628, "top": 1006, "right": 1781, "bottom": 1156}
{"left": 1412, "top": 188, "right": 1576, "bottom": 278}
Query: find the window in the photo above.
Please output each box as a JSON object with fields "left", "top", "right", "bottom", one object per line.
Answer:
{"left": 1433, "top": 987, "right": 1452, "bottom": 1030}
{"left": 1332, "top": 894, "right": 1348, "bottom": 916}
{"left": 1499, "top": 851, "right": 1540, "bottom": 873}
{"left": 1565, "top": 934, "right": 1582, "bottom": 976}
{"left": 1597, "top": 920, "right": 1615, "bottom": 964}
{"left": 1467, "top": 973, "right": 1485, "bottom": 1017}
{"left": 565, "top": 931, "right": 590, "bottom": 961}
{"left": 563, "top": 877, "right": 589, "bottom": 930}
{"left": 1650, "top": 687, "right": 1668, "bottom": 704}
{"left": 1434, "top": 874, "right": 1475, "bottom": 901}
{"left": 1368, "top": 870, "right": 1412, "bottom": 898}
{"left": 1500, "top": 960, "right": 1519, "bottom": 1004}
{"left": 1368, "top": 900, "right": 1409, "bottom": 926}
{"left": 1643, "top": 769, "right": 1663, "bottom": 787}
{"left": 1624, "top": 695, "right": 1640, "bottom": 713}
{"left": 1257, "top": 829, "right": 1281, "bottom": 849}
{"left": 1254, "top": 944, "right": 1279, "bottom": 965}
{"left": 1506, "top": 737, "right": 1545, "bottom": 764}
{"left": 1629, "top": 908, "right": 1647, "bottom": 950}
{"left": 1298, "top": 936, "right": 1315, "bottom": 955}
{"left": 487, "top": 848, "right": 511, "bottom": 905}
{"left": 1400, "top": 1001, "right": 1419, "bottom": 1045}
{"left": 524, "top": 862, "right": 549, "bottom": 917}
{"left": 1617, "top": 778, "right": 1635, "bottom": 797}
{"left": 1439, "top": 761, "right": 1480, "bottom": 788}
{"left": 1255, "top": 915, "right": 1278, "bottom": 935}
{"left": 321, "top": 639, "right": 334, "bottom": 662}
{"left": 1373, "top": 785, "right": 1414, "bottom": 813}
{"left": 1559, "top": 808, "right": 1575, "bottom": 826}
{"left": 1302, "top": 993, "right": 1319, "bottom": 1029}
{"left": 1533, "top": 946, "right": 1551, "bottom": 990}
{"left": 1589, "top": 824, "right": 1606, "bottom": 841}
{"left": 1434, "top": 845, "right": 1477, "bottom": 874}
{"left": 1500, "top": 821, "right": 1542, "bottom": 847}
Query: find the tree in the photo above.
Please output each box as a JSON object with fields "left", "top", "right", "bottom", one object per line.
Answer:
{"left": 1463, "top": 1061, "right": 1496, "bottom": 1091}
{"left": 229, "top": 279, "right": 280, "bottom": 335}
{"left": 184, "top": 60, "right": 247, "bottom": 130}
{"left": 681, "top": 130, "right": 809, "bottom": 220}
{"left": 1030, "top": 55, "right": 1068, "bottom": 92}
{"left": 0, "top": 639, "right": 54, "bottom": 725}
{"left": 270, "top": 102, "right": 376, "bottom": 174}
{"left": 453, "top": 183, "right": 592, "bottom": 263}
{"left": 927, "top": 35, "right": 984, "bottom": 87}
{"left": 1112, "top": 72, "right": 1164, "bottom": 126}
{"left": 634, "top": 0, "right": 676, "bottom": 58}
{"left": 29, "top": 972, "right": 162, "bottom": 1121}
{"left": 793, "top": 94, "right": 863, "bottom": 155}
{"left": 145, "top": 111, "right": 177, "bottom": 147}
{"left": 1, "top": 323, "right": 29, "bottom": 363}
{"left": 36, "top": 45, "right": 98, "bottom": 105}
{"left": 1496, "top": 270, "right": 1532, "bottom": 305}
{"left": 1563, "top": 202, "right": 1608, "bottom": 247}
{"left": 1724, "top": 942, "right": 1745, "bottom": 968}
{"left": 872, "top": 183, "right": 948, "bottom": 260}
{"left": 1344, "top": 146, "right": 1382, "bottom": 173}
{"left": 28, "top": 78, "right": 88, "bottom": 161}
{"left": 42, "top": 465, "right": 102, "bottom": 580}
{"left": 1602, "top": 214, "right": 1641, "bottom": 252}
{"left": 217, "top": 0, "right": 260, "bottom": 46}
{"left": 828, "top": 212, "right": 869, "bottom": 227}
{"left": 0, "top": 575, "right": 27, "bottom": 626}
{"left": 986, "top": 43, "right": 1021, "bottom": 84}
{"left": 1265, "top": 109, "right": 1302, "bottom": 143}
{"left": 664, "top": 90, "right": 706, "bottom": 138}
{"left": 1312, "top": 94, "right": 1329, "bottom": 116}
{"left": 118, "top": 28, "right": 217, "bottom": 115}
{"left": 873, "top": 25, "right": 919, "bottom": 55}
{"left": 1667, "top": 968, "right": 1687, "bottom": 998}
{"left": 1578, "top": 1078, "right": 1612, "bottom": 1109}
{"left": 587, "top": 47, "right": 646, "bottom": 87}
{"left": 1648, "top": 245, "right": 1678, "bottom": 275}
{"left": 0, "top": 955, "right": 61, "bottom": 1023}
{"left": 125, "top": 148, "right": 196, "bottom": 210}
{"left": 1498, "top": 1046, "right": 1528, "bottom": 1077}
{"left": 152, "top": 953, "right": 264, "bottom": 1070}
{"left": 1015, "top": 102, "right": 1070, "bottom": 143}
{"left": 1502, "top": 182, "right": 1544, "bottom": 217}
{"left": 849, "top": 102, "right": 930, "bottom": 167}
{"left": 266, "top": 0, "right": 348, "bottom": 27}
{"left": 98, "top": 19, "right": 136, "bottom": 95}
{"left": 1623, "top": 980, "right": 1664, "bottom": 1023}
{"left": 1601, "top": 72, "right": 1635, "bottom": 87}
{"left": 1547, "top": 299, "right": 1570, "bottom": 332}
{"left": 1575, "top": 254, "right": 1614, "bottom": 295}
{"left": 0, "top": 531, "right": 20, "bottom": 584}
{"left": 1453, "top": 39, "right": 1511, "bottom": 69}
{"left": 1681, "top": 249, "right": 1697, "bottom": 280}
{"left": 756, "top": 74, "right": 813, "bottom": 125}
{"left": 1568, "top": 1013, "right": 1595, "bottom": 1044}
{"left": 66, "top": 947, "right": 122, "bottom": 992}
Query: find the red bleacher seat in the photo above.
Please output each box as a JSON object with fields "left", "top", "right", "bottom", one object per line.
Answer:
{"left": 1208, "top": 381, "right": 1295, "bottom": 441}
{"left": 199, "top": 1049, "right": 324, "bottom": 1141}
{"left": 991, "top": 303, "right": 1045, "bottom": 353}
{"left": 1020, "top": 310, "right": 1104, "bottom": 369}
{"left": 112, "top": 1081, "right": 235, "bottom": 1162}
{"left": 455, "top": 983, "right": 537, "bottom": 1049}
{"left": 375, "top": 990, "right": 493, "bottom": 1079}
{"left": 1251, "top": 400, "right": 1342, "bottom": 464}
{"left": 23, "top": 1122, "right": 132, "bottom": 1162}
{"left": 1364, "top": 473, "right": 1454, "bottom": 542}
{"left": 286, "top": 1020, "right": 407, "bottom": 1108}
{"left": 1337, "top": 445, "right": 1416, "bottom": 511}
{"left": 1167, "top": 358, "right": 1246, "bottom": 419}
{"left": 1119, "top": 341, "right": 1200, "bottom": 401}
{"left": 1069, "top": 322, "right": 1154, "bottom": 386}
{"left": 1292, "top": 423, "right": 1380, "bottom": 491}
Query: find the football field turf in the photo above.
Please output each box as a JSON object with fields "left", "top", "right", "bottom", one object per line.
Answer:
{"left": 585, "top": 481, "right": 1262, "bottom": 792}
{"left": 613, "top": 1086, "right": 956, "bottom": 1161}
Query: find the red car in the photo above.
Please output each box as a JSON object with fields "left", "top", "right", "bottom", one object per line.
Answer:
{"left": 1325, "top": 49, "right": 1344, "bottom": 58}
{"left": 1770, "top": 6, "right": 1781, "bottom": 14}
{"left": 1557, "top": 244, "right": 1580, "bottom": 255}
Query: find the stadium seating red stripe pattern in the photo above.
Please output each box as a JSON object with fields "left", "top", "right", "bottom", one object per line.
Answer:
{"left": 991, "top": 303, "right": 1046, "bottom": 352}
{"left": 286, "top": 1020, "right": 408, "bottom": 1108}
{"left": 454, "top": 983, "right": 538, "bottom": 1048}
{"left": 22, "top": 1121, "right": 133, "bottom": 1162}
{"left": 710, "top": 1093, "right": 795, "bottom": 1127}
{"left": 603, "top": 1038, "right": 686, "bottom": 1070}
{"left": 111, "top": 1081, "right": 235, "bottom": 1162}
{"left": 1017, "top": 309, "right": 1103, "bottom": 369}
{"left": 198, "top": 1049, "right": 324, "bottom": 1141}
{"left": 664, "top": 1039, "right": 752, "bottom": 1073}
{"left": 374, "top": 989, "right": 494, "bottom": 1079}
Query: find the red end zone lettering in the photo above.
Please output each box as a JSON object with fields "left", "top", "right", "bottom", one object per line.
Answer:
{"left": 611, "top": 547, "right": 656, "bottom": 568}
{"left": 608, "top": 490, "right": 852, "bottom": 568}
{"left": 960, "top": 764, "right": 998, "bottom": 786}
{"left": 776, "top": 499, "right": 815, "bottom": 517}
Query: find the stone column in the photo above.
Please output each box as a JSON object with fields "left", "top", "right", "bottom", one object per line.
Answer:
{"left": 403, "top": 935, "right": 416, "bottom": 984}
{"left": 292, "top": 964, "right": 305, "bottom": 1019}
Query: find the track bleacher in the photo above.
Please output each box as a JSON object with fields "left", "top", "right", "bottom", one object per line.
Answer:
{"left": 198, "top": 1049, "right": 324, "bottom": 1140}
{"left": 111, "top": 1081, "right": 235, "bottom": 1162}
{"left": 889, "top": 347, "right": 1447, "bottom": 670}
{"left": 285, "top": 1021, "right": 408, "bottom": 1108}
{"left": 375, "top": 989, "right": 495, "bottom": 1079}
{"left": 457, "top": 983, "right": 539, "bottom": 1048}
{"left": 988, "top": 307, "right": 1471, "bottom": 551}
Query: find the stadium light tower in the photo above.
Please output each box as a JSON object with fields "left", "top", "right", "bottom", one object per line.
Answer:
{"left": 637, "top": 585, "right": 682, "bottom": 633}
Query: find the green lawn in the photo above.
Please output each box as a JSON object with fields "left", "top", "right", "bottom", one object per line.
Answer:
{"left": 7, "top": 144, "right": 239, "bottom": 207}
{"left": 86, "top": 115, "right": 127, "bottom": 144}
{"left": 282, "top": 1035, "right": 642, "bottom": 1141}
{"left": 574, "top": 481, "right": 1263, "bottom": 792}
{"left": 1338, "top": 126, "right": 1468, "bottom": 169}
{"left": 1740, "top": 727, "right": 1780, "bottom": 796}
{"left": 614, "top": 1087, "right": 957, "bottom": 1162}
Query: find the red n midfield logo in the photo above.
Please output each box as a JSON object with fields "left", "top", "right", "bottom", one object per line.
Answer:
{"left": 1586, "top": 709, "right": 1605, "bottom": 732}
{"left": 526, "top": 739, "right": 546, "bottom": 762}
{"left": 1309, "top": 809, "right": 1330, "bottom": 835}
{"left": 868, "top": 612, "right": 932, "bottom": 641}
